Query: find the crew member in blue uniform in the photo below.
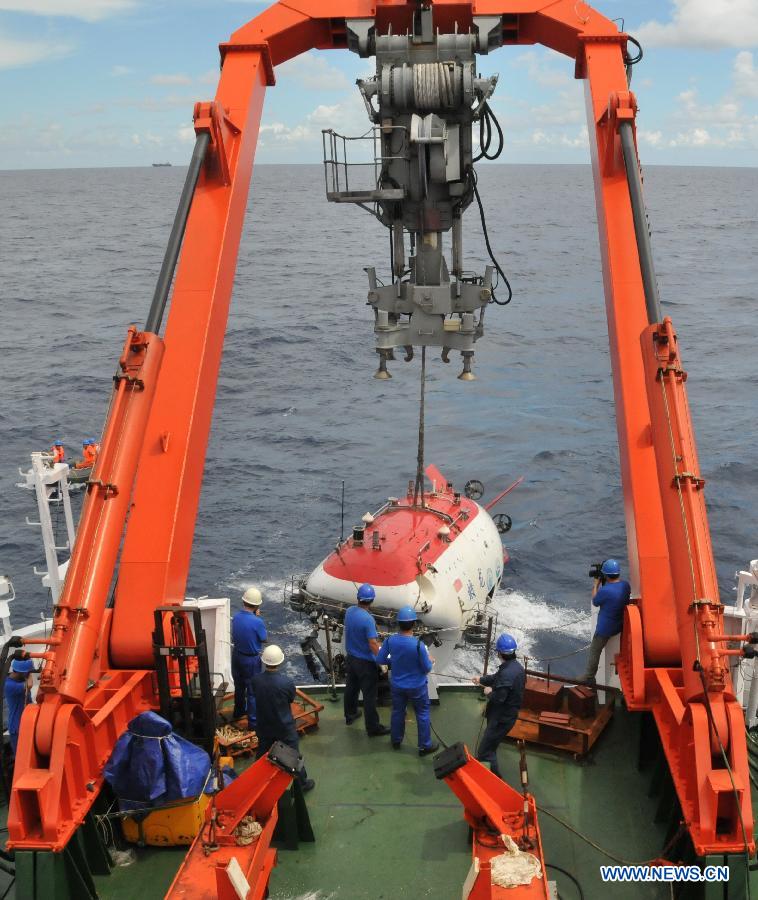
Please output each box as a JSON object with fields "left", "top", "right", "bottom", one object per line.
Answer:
{"left": 5, "top": 656, "right": 35, "bottom": 757}
{"left": 376, "top": 605, "right": 439, "bottom": 756}
{"left": 252, "top": 644, "right": 315, "bottom": 792}
{"left": 231, "top": 586, "right": 267, "bottom": 729}
{"left": 343, "top": 583, "right": 390, "bottom": 736}
{"left": 472, "top": 633, "right": 525, "bottom": 778}
{"left": 583, "top": 558, "right": 632, "bottom": 684}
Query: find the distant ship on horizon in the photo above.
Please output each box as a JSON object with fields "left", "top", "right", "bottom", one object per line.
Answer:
{"left": 152, "top": 162, "right": 172, "bottom": 167}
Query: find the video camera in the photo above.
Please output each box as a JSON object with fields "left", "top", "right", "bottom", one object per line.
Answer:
{"left": 588, "top": 562, "right": 606, "bottom": 585}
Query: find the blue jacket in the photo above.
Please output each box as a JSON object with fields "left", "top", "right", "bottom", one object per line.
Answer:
{"left": 252, "top": 670, "right": 297, "bottom": 742}
{"left": 376, "top": 633, "right": 433, "bottom": 690}
{"left": 344, "top": 605, "right": 378, "bottom": 662}
{"left": 593, "top": 580, "right": 632, "bottom": 638}
{"left": 4, "top": 676, "right": 30, "bottom": 736}
{"left": 480, "top": 657, "right": 525, "bottom": 727}
{"left": 232, "top": 609, "right": 267, "bottom": 656}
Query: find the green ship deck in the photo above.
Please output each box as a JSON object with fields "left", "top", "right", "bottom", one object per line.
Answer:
{"left": 3, "top": 686, "right": 756, "bottom": 898}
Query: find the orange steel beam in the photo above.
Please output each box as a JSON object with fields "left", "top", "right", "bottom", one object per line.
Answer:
{"left": 583, "top": 32, "right": 751, "bottom": 853}
{"left": 166, "top": 750, "right": 295, "bottom": 900}
{"left": 8, "top": 0, "right": 751, "bottom": 862}
{"left": 8, "top": 325, "right": 164, "bottom": 848}
{"left": 640, "top": 317, "right": 751, "bottom": 851}
{"left": 438, "top": 743, "right": 548, "bottom": 899}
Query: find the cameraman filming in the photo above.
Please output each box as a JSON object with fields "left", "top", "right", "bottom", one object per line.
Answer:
{"left": 583, "top": 558, "right": 631, "bottom": 686}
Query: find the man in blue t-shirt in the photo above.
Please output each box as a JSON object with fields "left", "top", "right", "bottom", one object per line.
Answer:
{"left": 583, "top": 558, "right": 632, "bottom": 684}
{"left": 5, "top": 656, "right": 34, "bottom": 757}
{"left": 375, "top": 605, "right": 439, "bottom": 755}
{"left": 343, "top": 584, "right": 390, "bottom": 736}
{"left": 232, "top": 586, "right": 268, "bottom": 729}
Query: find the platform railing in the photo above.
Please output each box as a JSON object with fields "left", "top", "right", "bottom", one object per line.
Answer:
{"left": 321, "top": 127, "right": 407, "bottom": 204}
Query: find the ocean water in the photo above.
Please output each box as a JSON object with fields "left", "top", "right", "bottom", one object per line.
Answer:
{"left": 1, "top": 163, "right": 757, "bottom": 680}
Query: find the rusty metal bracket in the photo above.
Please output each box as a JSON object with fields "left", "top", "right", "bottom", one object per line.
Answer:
{"left": 113, "top": 373, "right": 145, "bottom": 390}
{"left": 673, "top": 472, "right": 705, "bottom": 489}
{"left": 657, "top": 366, "right": 686, "bottom": 380}
{"left": 86, "top": 479, "right": 119, "bottom": 497}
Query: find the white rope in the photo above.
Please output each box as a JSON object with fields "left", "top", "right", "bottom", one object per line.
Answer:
{"left": 490, "top": 835, "right": 543, "bottom": 888}
{"left": 413, "top": 63, "right": 460, "bottom": 109}
{"left": 234, "top": 816, "right": 263, "bottom": 846}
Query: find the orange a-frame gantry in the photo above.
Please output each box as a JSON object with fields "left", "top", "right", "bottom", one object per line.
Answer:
{"left": 7, "top": 0, "right": 753, "bottom": 866}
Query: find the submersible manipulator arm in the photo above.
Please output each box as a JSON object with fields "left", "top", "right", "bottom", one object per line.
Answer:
{"left": 7, "top": 0, "right": 752, "bottom": 867}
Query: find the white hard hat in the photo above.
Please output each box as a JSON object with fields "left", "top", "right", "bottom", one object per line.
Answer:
{"left": 242, "top": 586, "right": 263, "bottom": 607}
{"left": 261, "top": 644, "right": 284, "bottom": 667}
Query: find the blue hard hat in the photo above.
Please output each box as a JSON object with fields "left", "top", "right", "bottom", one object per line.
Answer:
{"left": 496, "top": 633, "right": 518, "bottom": 655}
{"left": 601, "top": 559, "right": 621, "bottom": 577}
{"left": 397, "top": 605, "right": 417, "bottom": 623}
{"left": 82, "top": 440, "right": 89, "bottom": 447}
{"left": 55, "top": 439, "right": 64, "bottom": 445}
{"left": 357, "top": 583, "right": 376, "bottom": 603}
{"left": 11, "top": 658, "right": 34, "bottom": 674}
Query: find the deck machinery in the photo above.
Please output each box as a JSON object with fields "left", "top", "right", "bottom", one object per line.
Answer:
{"left": 323, "top": 7, "right": 503, "bottom": 379}
{"left": 5, "top": 0, "right": 755, "bottom": 895}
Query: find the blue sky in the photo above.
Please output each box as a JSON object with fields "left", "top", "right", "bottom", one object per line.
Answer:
{"left": 1, "top": 0, "right": 757, "bottom": 168}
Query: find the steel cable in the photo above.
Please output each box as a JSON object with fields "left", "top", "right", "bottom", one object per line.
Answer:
{"left": 412, "top": 347, "right": 427, "bottom": 507}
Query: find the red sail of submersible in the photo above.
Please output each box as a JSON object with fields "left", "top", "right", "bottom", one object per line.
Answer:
{"left": 292, "top": 465, "right": 520, "bottom": 684}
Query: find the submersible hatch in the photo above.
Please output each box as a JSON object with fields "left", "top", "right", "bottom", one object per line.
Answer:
{"left": 322, "top": 8, "right": 511, "bottom": 381}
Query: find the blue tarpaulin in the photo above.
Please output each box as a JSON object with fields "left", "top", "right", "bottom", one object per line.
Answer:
{"left": 104, "top": 711, "right": 211, "bottom": 809}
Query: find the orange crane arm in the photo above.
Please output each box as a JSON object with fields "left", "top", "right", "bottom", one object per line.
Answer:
{"left": 8, "top": 0, "right": 751, "bottom": 868}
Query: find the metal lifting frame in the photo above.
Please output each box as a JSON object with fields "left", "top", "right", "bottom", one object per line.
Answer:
{"left": 8, "top": 0, "right": 752, "bottom": 862}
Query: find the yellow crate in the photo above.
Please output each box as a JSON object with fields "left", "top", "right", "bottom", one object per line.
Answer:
{"left": 121, "top": 792, "right": 210, "bottom": 847}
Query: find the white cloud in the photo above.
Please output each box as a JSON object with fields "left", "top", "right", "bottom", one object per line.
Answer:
{"left": 197, "top": 68, "right": 219, "bottom": 86}
{"left": 0, "top": 31, "right": 71, "bottom": 69}
{"left": 276, "top": 52, "right": 351, "bottom": 91}
{"left": 528, "top": 94, "right": 583, "bottom": 126}
{"left": 110, "top": 64, "right": 131, "bottom": 77}
{"left": 636, "top": 0, "right": 758, "bottom": 49}
{"left": 512, "top": 49, "right": 571, "bottom": 88}
{"left": 255, "top": 91, "right": 371, "bottom": 161}
{"left": 734, "top": 51, "right": 758, "bottom": 98}
{"left": 529, "top": 125, "right": 588, "bottom": 148}
{"left": 668, "top": 127, "right": 720, "bottom": 147}
{"left": 122, "top": 94, "right": 195, "bottom": 111}
{"left": 151, "top": 73, "right": 192, "bottom": 86}
{"left": 638, "top": 129, "right": 664, "bottom": 147}
{"left": 177, "top": 125, "right": 195, "bottom": 143}
{"left": 130, "top": 131, "right": 164, "bottom": 147}
{"left": 635, "top": 53, "right": 758, "bottom": 154}
{"left": 676, "top": 88, "right": 740, "bottom": 124}
{"left": 259, "top": 122, "right": 312, "bottom": 143}
{"left": 0, "top": 0, "right": 137, "bottom": 21}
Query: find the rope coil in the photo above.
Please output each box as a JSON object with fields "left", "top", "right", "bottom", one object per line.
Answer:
{"left": 234, "top": 816, "right": 263, "bottom": 846}
{"left": 413, "top": 63, "right": 461, "bottom": 109}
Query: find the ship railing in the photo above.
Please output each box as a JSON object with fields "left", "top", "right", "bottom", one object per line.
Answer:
{"left": 321, "top": 127, "right": 407, "bottom": 207}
